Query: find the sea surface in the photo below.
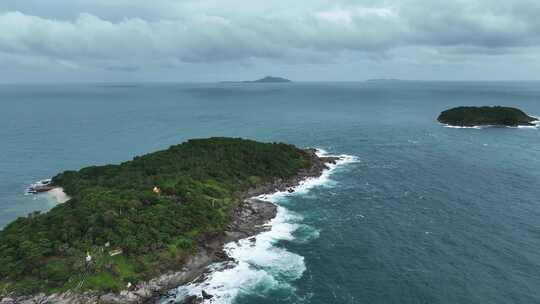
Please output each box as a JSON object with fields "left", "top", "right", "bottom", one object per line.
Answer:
{"left": 1, "top": 81, "right": 540, "bottom": 303}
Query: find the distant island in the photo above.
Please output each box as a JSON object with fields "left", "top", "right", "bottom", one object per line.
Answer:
{"left": 438, "top": 106, "right": 538, "bottom": 127}
{"left": 250, "top": 76, "right": 291, "bottom": 83}
{"left": 221, "top": 76, "right": 292, "bottom": 83}
{"left": 365, "top": 78, "right": 404, "bottom": 83}
{"left": 0, "top": 138, "right": 338, "bottom": 303}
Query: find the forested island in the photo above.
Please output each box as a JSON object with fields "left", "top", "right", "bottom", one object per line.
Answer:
{"left": 437, "top": 106, "right": 537, "bottom": 127}
{"left": 0, "top": 138, "right": 336, "bottom": 303}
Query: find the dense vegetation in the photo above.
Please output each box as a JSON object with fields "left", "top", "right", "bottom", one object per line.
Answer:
{"left": 0, "top": 138, "right": 311, "bottom": 296}
{"left": 437, "top": 106, "right": 537, "bottom": 127}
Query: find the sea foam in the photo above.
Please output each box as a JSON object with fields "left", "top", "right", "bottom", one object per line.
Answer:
{"left": 259, "top": 149, "right": 358, "bottom": 202}
{"left": 441, "top": 117, "right": 540, "bottom": 130}
{"left": 165, "top": 149, "right": 358, "bottom": 304}
{"left": 514, "top": 117, "right": 540, "bottom": 129}
{"left": 167, "top": 207, "right": 305, "bottom": 304}
{"left": 25, "top": 179, "right": 71, "bottom": 204}
{"left": 442, "top": 124, "right": 483, "bottom": 129}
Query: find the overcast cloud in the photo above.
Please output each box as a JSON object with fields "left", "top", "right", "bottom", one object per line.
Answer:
{"left": 1, "top": 0, "right": 539, "bottom": 82}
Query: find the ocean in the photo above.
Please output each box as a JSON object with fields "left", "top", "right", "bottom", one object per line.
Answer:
{"left": 1, "top": 81, "right": 540, "bottom": 303}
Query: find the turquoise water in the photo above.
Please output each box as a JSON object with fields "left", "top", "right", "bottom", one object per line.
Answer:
{"left": 1, "top": 82, "right": 540, "bottom": 303}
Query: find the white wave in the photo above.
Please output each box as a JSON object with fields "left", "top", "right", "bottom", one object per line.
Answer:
{"left": 25, "top": 178, "right": 71, "bottom": 204}
{"left": 168, "top": 148, "right": 357, "bottom": 304}
{"left": 259, "top": 149, "right": 359, "bottom": 202}
{"left": 441, "top": 117, "right": 540, "bottom": 130}
{"left": 292, "top": 224, "right": 321, "bottom": 244}
{"left": 169, "top": 207, "right": 304, "bottom": 304}
{"left": 514, "top": 117, "right": 540, "bottom": 129}
{"left": 442, "top": 124, "right": 483, "bottom": 129}
{"left": 25, "top": 179, "right": 52, "bottom": 195}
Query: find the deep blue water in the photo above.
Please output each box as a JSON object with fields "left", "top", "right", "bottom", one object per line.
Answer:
{"left": 1, "top": 82, "right": 540, "bottom": 303}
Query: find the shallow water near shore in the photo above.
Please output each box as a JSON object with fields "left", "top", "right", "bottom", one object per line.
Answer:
{"left": 2, "top": 81, "right": 540, "bottom": 303}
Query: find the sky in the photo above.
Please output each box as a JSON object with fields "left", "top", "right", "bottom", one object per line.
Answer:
{"left": 1, "top": 0, "right": 540, "bottom": 82}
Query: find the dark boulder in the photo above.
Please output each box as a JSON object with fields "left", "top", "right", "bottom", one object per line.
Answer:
{"left": 202, "top": 290, "right": 214, "bottom": 299}
{"left": 183, "top": 295, "right": 202, "bottom": 304}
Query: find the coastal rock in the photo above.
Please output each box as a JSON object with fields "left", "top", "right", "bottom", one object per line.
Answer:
{"left": 0, "top": 292, "right": 100, "bottom": 304}
{"left": 201, "top": 290, "right": 213, "bottom": 299}
{"left": 182, "top": 295, "right": 202, "bottom": 304}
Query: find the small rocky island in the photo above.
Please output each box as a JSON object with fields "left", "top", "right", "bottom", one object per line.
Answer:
{"left": 222, "top": 76, "right": 292, "bottom": 83}
{"left": 249, "top": 76, "right": 291, "bottom": 83}
{"left": 0, "top": 138, "right": 338, "bottom": 304}
{"left": 437, "top": 106, "right": 537, "bottom": 127}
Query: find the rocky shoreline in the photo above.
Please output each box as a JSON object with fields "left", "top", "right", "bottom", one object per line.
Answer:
{"left": 1, "top": 150, "right": 339, "bottom": 304}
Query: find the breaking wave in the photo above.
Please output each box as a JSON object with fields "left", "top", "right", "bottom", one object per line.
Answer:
{"left": 164, "top": 149, "right": 358, "bottom": 304}
{"left": 441, "top": 117, "right": 540, "bottom": 130}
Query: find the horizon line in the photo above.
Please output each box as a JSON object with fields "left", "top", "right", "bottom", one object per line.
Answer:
{"left": 1, "top": 79, "right": 540, "bottom": 85}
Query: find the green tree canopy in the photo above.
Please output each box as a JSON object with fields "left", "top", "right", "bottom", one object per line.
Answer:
{"left": 0, "top": 137, "right": 311, "bottom": 295}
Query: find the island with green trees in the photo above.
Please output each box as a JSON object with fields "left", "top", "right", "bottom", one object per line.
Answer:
{"left": 0, "top": 138, "right": 337, "bottom": 304}
{"left": 437, "top": 106, "right": 538, "bottom": 127}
